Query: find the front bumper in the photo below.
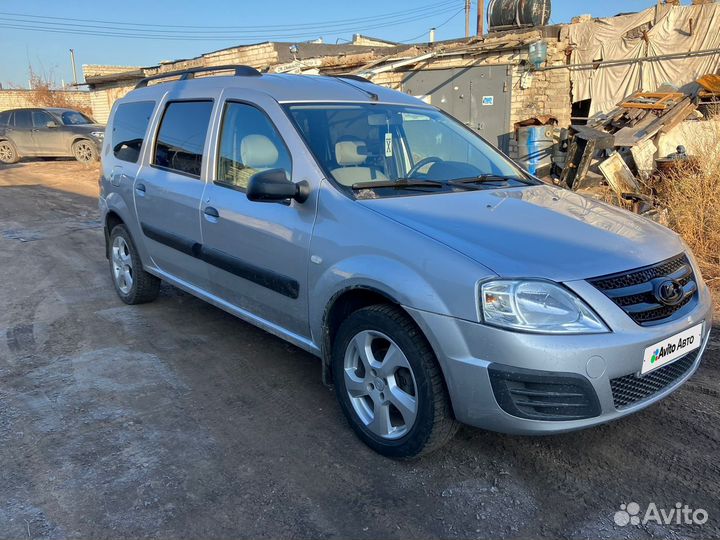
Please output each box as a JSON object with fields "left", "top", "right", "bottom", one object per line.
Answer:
{"left": 405, "top": 280, "right": 713, "bottom": 435}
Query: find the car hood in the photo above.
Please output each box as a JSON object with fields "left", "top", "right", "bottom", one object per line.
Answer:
{"left": 359, "top": 184, "right": 685, "bottom": 282}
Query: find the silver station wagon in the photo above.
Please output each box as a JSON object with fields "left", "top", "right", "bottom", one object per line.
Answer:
{"left": 99, "top": 66, "right": 712, "bottom": 458}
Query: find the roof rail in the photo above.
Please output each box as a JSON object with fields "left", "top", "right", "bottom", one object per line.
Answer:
{"left": 135, "top": 64, "right": 261, "bottom": 89}
{"left": 332, "top": 74, "right": 371, "bottom": 83}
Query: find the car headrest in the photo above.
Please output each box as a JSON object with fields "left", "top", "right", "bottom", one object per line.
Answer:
{"left": 241, "top": 134, "right": 279, "bottom": 168}
{"left": 335, "top": 140, "right": 367, "bottom": 166}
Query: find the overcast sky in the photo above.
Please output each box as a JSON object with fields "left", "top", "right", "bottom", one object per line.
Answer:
{"left": 0, "top": 0, "right": 675, "bottom": 88}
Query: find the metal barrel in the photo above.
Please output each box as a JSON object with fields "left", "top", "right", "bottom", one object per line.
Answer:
{"left": 488, "top": 0, "right": 551, "bottom": 29}
{"left": 517, "top": 125, "right": 554, "bottom": 176}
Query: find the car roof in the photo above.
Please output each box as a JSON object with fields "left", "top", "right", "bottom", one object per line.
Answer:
{"left": 1, "top": 107, "right": 79, "bottom": 113}
{"left": 46, "top": 107, "right": 84, "bottom": 113}
{"left": 124, "top": 73, "right": 429, "bottom": 107}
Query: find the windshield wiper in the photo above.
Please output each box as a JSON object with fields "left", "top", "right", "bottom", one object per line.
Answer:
{"left": 351, "top": 179, "right": 444, "bottom": 190}
{"left": 447, "top": 174, "right": 533, "bottom": 187}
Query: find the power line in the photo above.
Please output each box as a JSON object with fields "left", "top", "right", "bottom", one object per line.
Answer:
{"left": 0, "top": 5, "right": 463, "bottom": 42}
{"left": 0, "top": 7, "right": 457, "bottom": 39}
{"left": 399, "top": 8, "right": 466, "bottom": 43}
{"left": 0, "top": 1, "right": 463, "bottom": 33}
{"left": 0, "top": 7, "right": 462, "bottom": 42}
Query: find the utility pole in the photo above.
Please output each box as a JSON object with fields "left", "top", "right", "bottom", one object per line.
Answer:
{"left": 477, "top": 0, "right": 484, "bottom": 36}
{"left": 69, "top": 49, "right": 78, "bottom": 87}
{"left": 465, "top": 0, "right": 471, "bottom": 38}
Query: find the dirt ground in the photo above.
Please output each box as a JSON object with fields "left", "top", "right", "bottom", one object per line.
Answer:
{"left": 1, "top": 159, "right": 719, "bottom": 540}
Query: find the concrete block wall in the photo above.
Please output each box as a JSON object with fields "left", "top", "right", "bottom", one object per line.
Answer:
{"left": 0, "top": 89, "right": 93, "bottom": 115}
{"left": 88, "top": 83, "right": 135, "bottom": 124}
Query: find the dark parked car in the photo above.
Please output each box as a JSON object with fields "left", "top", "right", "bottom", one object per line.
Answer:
{"left": 0, "top": 107, "right": 104, "bottom": 164}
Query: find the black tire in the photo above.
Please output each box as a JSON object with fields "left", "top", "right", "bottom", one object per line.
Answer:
{"left": 109, "top": 224, "right": 160, "bottom": 305}
{"left": 332, "top": 304, "right": 458, "bottom": 459}
{"left": 72, "top": 139, "right": 98, "bottom": 163}
{"left": 0, "top": 140, "right": 20, "bottom": 164}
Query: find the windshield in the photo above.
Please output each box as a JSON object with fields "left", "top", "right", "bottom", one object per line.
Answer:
{"left": 285, "top": 103, "right": 533, "bottom": 197}
{"left": 60, "top": 110, "right": 93, "bottom": 125}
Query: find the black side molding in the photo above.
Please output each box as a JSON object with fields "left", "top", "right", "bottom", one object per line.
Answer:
{"left": 200, "top": 246, "right": 299, "bottom": 299}
{"left": 141, "top": 223, "right": 201, "bottom": 258}
{"left": 140, "top": 222, "right": 299, "bottom": 299}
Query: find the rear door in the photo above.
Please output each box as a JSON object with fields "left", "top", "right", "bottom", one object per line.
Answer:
{"left": 30, "top": 110, "right": 65, "bottom": 155}
{"left": 133, "top": 94, "right": 215, "bottom": 291}
{"left": 9, "top": 110, "right": 36, "bottom": 154}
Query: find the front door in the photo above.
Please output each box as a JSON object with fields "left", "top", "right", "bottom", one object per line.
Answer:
{"left": 200, "top": 95, "right": 316, "bottom": 338}
{"left": 134, "top": 98, "right": 215, "bottom": 291}
{"left": 30, "top": 110, "right": 65, "bottom": 155}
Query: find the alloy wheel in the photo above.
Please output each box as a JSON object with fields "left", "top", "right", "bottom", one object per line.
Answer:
{"left": 0, "top": 142, "right": 16, "bottom": 163}
{"left": 343, "top": 330, "right": 418, "bottom": 439}
{"left": 111, "top": 236, "right": 134, "bottom": 294}
{"left": 74, "top": 141, "right": 94, "bottom": 162}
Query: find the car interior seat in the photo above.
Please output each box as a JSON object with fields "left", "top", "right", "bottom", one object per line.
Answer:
{"left": 331, "top": 139, "right": 387, "bottom": 186}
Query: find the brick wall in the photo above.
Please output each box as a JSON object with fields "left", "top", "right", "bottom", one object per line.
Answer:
{"left": 88, "top": 84, "right": 135, "bottom": 124}
{"left": 0, "top": 89, "right": 93, "bottom": 113}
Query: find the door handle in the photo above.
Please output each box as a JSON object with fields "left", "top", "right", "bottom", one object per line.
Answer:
{"left": 135, "top": 183, "right": 146, "bottom": 196}
{"left": 204, "top": 206, "right": 219, "bottom": 218}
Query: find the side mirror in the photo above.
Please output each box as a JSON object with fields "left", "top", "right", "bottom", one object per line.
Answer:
{"left": 246, "top": 169, "right": 310, "bottom": 203}
{"left": 46, "top": 120, "right": 59, "bottom": 128}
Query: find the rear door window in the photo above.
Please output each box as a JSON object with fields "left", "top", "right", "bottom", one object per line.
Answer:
{"left": 153, "top": 100, "right": 214, "bottom": 177}
{"left": 111, "top": 101, "right": 156, "bottom": 163}
{"left": 13, "top": 110, "right": 31, "bottom": 129}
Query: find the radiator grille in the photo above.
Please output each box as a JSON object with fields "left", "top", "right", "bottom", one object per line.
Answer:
{"left": 588, "top": 254, "right": 697, "bottom": 326}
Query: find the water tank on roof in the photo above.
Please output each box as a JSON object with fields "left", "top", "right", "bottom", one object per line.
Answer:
{"left": 488, "top": 0, "right": 551, "bottom": 30}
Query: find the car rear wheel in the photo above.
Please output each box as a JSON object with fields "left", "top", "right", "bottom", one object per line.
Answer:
{"left": 0, "top": 140, "right": 20, "bottom": 164}
{"left": 109, "top": 224, "right": 160, "bottom": 304}
{"left": 72, "top": 139, "right": 98, "bottom": 163}
{"left": 332, "top": 304, "right": 458, "bottom": 459}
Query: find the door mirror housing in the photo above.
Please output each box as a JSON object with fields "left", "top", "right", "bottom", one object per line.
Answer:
{"left": 246, "top": 169, "right": 309, "bottom": 203}
{"left": 46, "top": 120, "right": 59, "bottom": 128}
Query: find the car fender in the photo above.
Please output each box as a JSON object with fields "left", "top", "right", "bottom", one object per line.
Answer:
{"left": 103, "top": 190, "right": 152, "bottom": 266}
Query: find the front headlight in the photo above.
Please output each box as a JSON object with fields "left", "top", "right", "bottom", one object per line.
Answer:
{"left": 90, "top": 131, "right": 104, "bottom": 139}
{"left": 480, "top": 280, "right": 609, "bottom": 334}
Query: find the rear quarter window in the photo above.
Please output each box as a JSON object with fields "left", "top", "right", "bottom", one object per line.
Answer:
{"left": 111, "top": 101, "right": 156, "bottom": 163}
{"left": 0, "top": 111, "right": 11, "bottom": 126}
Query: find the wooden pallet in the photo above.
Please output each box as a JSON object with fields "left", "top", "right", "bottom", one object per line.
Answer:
{"left": 620, "top": 92, "right": 685, "bottom": 110}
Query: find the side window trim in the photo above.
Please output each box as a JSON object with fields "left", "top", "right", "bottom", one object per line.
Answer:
{"left": 213, "top": 99, "right": 293, "bottom": 193}
{"left": 151, "top": 98, "right": 214, "bottom": 180}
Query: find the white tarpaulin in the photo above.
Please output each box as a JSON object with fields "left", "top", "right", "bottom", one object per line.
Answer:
{"left": 566, "top": 4, "right": 720, "bottom": 115}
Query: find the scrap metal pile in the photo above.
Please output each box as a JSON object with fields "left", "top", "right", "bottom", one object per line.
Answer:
{"left": 552, "top": 77, "right": 718, "bottom": 220}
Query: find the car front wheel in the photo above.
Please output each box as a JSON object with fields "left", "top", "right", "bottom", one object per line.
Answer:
{"left": 332, "top": 304, "right": 458, "bottom": 459}
{"left": 72, "top": 139, "right": 98, "bottom": 163}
